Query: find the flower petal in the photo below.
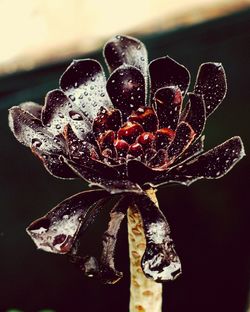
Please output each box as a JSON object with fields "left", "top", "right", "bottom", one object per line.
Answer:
{"left": 106, "top": 65, "right": 145, "bottom": 120}
{"left": 19, "top": 102, "right": 42, "bottom": 119}
{"left": 167, "top": 121, "right": 195, "bottom": 161}
{"left": 103, "top": 35, "right": 148, "bottom": 78}
{"left": 60, "top": 59, "right": 112, "bottom": 121}
{"left": 63, "top": 124, "right": 100, "bottom": 163}
{"left": 63, "top": 158, "right": 143, "bottom": 194}
{"left": 128, "top": 106, "right": 158, "bottom": 132}
{"left": 183, "top": 93, "right": 206, "bottom": 140}
{"left": 176, "top": 135, "right": 205, "bottom": 165}
{"left": 134, "top": 194, "right": 182, "bottom": 282}
{"left": 149, "top": 56, "right": 190, "bottom": 101}
{"left": 31, "top": 147, "right": 77, "bottom": 179}
{"left": 93, "top": 107, "right": 122, "bottom": 136}
{"left": 194, "top": 62, "right": 227, "bottom": 117}
{"left": 9, "top": 106, "right": 63, "bottom": 153}
{"left": 154, "top": 86, "right": 182, "bottom": 130}
{"left": 42, "top": 89, "right": 91, "bottom": 138}
{"left": 27, "top": 190, "right": 109, "bottom": 254}
{"left": 100, "top": 195, "right": 130, "bottom": 284}
{"left": 151, "top": 136, "right": 245, "bottom": 187}
{"left": 127, "top": 159, "right": 164, "bottom": 185}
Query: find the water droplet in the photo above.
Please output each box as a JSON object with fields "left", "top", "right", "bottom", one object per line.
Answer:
{"left": 74, "top": 82, "right": 78, "bottom": 88}
{"left": 84, "top": 91, "right": 88, "bottom": 96}
{"left": 69, "top": 111, "right": 83, "bottom": 121}
{"left": 56, "top": 124, "right": 61, "bottom": 129}
{"left": 69, "top": 95, "right": 75, "bottom": 101}
{"left": 100, "top": 93, "right": 105, "bottom": 97}
{"left": 32, "top": 138, "right": 42, "bottom": 148}
{"left": 91, "top": 77, "right": 95, "bottom": 82}
{"left": 58, "top": 112, "right": 64, "bottom": 118}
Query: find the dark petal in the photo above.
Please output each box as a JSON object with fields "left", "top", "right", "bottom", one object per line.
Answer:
{"left": 20, "top": 102, "right": 42, "bottom": 119}
{"left": 154, "top": 86, "right": 182, "bottom": 130}
{"left": 134, "top": 194, "right": 182, "bottom": 282}
{"left": 42, "top": 89, "right": 91, "bottom": 138}
{"left": 167, "top": 121, "right": 195, "bottom": 161}
{"left": 176, "top": 135, "right": 205, "bottom": 165}
{"left": 98, "top": 130, "right": 115, "bottom": 151}
{"left": 117, "top": 121, "right": 144, "bottom": 144}
{"left": 106, "top": 65, "right": 145, "bottom": 120}
{"left": 63, "top": 124, "right": 100, "bottom": 163}
{"left": 184, "top": 93, "right": 206, "bottom": 140}
{"left": 60, "top": 59, "right": 112, "bottom": 121}
{"left": 128, "top": 106, "right": 158, "bottom": 132}
{"left": 151, "top": 136, "right": 245, "bottom": 187}
{"left": 63, "top": 158, "right": 143, "bottom": 194}
{"left": 103, "top": 35, "right": 148, "bottom": 78}
{"left": 27, "top": 190, "right": 109, "bottom": 254}
{"left": 100, "top": 195, "right": 130, "bottom": 284}
{"left": 31, "top": 147, "right": 77, "bottom": 179}
{"left": 149, "top": 56, "right": 190, "bottom": 101}
{"left": 147, "top": 149, "right": 168, "bottom": 169}
{"left": 155, "top": 128, "right": 175, "bottom": 150}
{"left": 194, "top": 62, "right": 227, "bottom": 117}
{"left": 9, "top": 106, "right": 63, "bottom": 153}
{"left": 127, "top": 159, "right": 164, "bottom": 185}
{"left": 93, "top": 107, "right": 122, "bottom": 136}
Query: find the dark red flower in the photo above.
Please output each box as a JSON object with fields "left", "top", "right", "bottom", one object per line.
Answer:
{"left": 9, "top": 35, "right": 245, "bottom": 284}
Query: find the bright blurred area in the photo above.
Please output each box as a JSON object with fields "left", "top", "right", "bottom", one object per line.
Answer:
{"left": 0, "top": 0, "right": 249, "bottom": 74}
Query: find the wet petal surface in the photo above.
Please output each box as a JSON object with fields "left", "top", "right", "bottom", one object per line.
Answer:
{"left": 151, "top": 136, "right": 245, "bottom": 187}
{"left": 100, "top": 195, "right": 130, "bottom": 284}
{"left": 27, "top": 190, "right": 109, "bottom": 254}
{"left": 149, "top": 56, "right": 190, "bottom": 100}
{"left": 104, "top": 35, "right": 148, "bottom": 78}
{"left": 60, "top": 59, "right": 112, "bottom": 121}
{"left": 107, "top": 65, "right": 145, "bottom": 120}
{"left": 183, "top": 93, "right": 206, "bottom": 140}
{"left": 154, "top": 86, "right": 182, "bottom": 130}
{"left": 194, "top": 62, "right": 227, "bottom": 117}
{"left": 134, "top": 194, "right": 181, "bottom": 282}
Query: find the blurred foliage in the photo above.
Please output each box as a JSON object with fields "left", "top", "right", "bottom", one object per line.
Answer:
{"left": 0, "top": 8, "right": 250, "bottom": 312}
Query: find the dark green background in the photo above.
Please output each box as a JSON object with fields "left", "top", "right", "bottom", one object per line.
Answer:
{"left": 0, "top": 8, "right": 249, "bottom": 312}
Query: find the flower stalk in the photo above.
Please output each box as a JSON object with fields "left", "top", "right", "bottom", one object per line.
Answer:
{"left": 128, "top": 189, "right": 162, "bottom": 312}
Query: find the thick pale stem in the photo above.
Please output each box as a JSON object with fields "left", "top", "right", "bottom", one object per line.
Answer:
{"left": 127, "top": 189, "right": 162, "bottom": 312}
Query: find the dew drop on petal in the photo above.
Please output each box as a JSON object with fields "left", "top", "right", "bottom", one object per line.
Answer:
{"left": 69, "top": 111, "right": 83, "bottom": 121}
{"left": 31, "top": 138, "right": 42, "bottom": 148}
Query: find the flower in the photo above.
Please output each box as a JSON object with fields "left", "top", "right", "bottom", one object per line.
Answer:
{"left": 9, "top": 35, "right": 245, "bottom": 284}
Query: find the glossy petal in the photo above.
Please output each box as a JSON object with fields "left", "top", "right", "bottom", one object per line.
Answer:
{"left": 151, "top": 136, "right": 245, "bottom": 187}
{"left": 194, "top": 62, "right": 227, "bottom": 117}
{"left": 60, "top": 59, "right": 112, "bottom": 121}
{"left": 134, "top": 195, "right": 181, "bottom": 282}
{"left": 104, "top": 35, "right": 148, "bottom": 78}
{"left": 167, "top": 121, "right": 195, "bottom": 161}
{"left": 127, "top": 159, "right": 163, "bottom": 185}
{"left": 9, "top": 106, "right": 63, "bottom": 153}
{"left": 176, "top": 135, "right": 205, "bottom": 165}
{"left": 64, "top": 158, "right": 143, "bottom": 194}
{"left": 154, "top": 86, "right": 182, "bottom": 130}
{"left": 19, "top": 102, "right": 42, "bottom": 119}
{"left": 149, "top": 56, "right": 190, "bottom": 100}
{"left": 42, "top": 89, "right": 91, "bottom": 138}
{"left": 100, "top": 195, "right": 130, "bottom": 284}
{"left": 184, "top": 93, "right": 206, "bottom": 140}
{"left": 107, "top": 65, "right": 145, "bottom": 119}
{"left": 93, "top": 107, "right": 122, "bottom": 136}
{"left": 128, "top": 106, "right": 158, "bottom": 132}
{"left": 27, "top": 190, "right": 109, "bottom": 254}
{"left": 31, "top": 147, "right": 77, "bottom": 179}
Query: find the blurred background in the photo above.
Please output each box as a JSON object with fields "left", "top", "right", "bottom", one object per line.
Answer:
{"left": 0, "top": 0, "right": 250, "bottom": 311}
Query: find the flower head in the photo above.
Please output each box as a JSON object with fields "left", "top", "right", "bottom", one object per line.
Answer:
{"left": 9, "top": 35, "right": 245, "bottom": 284}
